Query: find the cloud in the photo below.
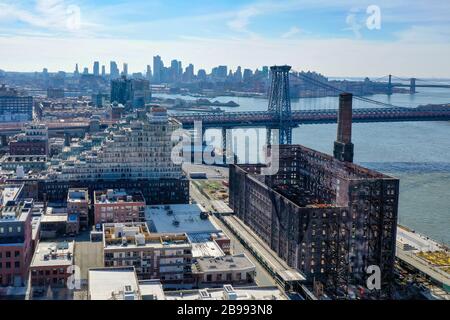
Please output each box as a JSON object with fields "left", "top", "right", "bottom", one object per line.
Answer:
{"left": 0, "top": 0, "right": 88, "bottom": 34}
{"left": 281, "top": 26, "right": 302, "bottom": 38}
{"left": 395, "top": 25, "right": 450, "bottom": 43}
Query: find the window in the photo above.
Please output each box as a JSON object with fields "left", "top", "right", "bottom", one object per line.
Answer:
{"left": 14, "top": 261, "right": 20, "bottom": 269}
{"left": 6, "top": 252, "right": 11, "bottom": 258}
{"left": 15, "top": 251, "right": 20, "bottom": 258}
{"left": 6, "top": 262, "right": 11, "bottom": 269}
{"left": 0, "top": 227, "right": 4, "bottom": 234}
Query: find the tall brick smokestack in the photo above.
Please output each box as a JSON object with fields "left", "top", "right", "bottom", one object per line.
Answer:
{"left": 333, "top": 93, "right": 354, "bottom": 162}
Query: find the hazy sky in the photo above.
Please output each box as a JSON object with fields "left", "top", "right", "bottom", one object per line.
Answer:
{"left": 0, "top": 0, "right": 449, "bottom": 77}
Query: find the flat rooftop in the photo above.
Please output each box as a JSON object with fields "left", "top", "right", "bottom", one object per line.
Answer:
{"left": 41, "top": 214, "right": 67, "bottom": 223}
{"left": 94, "top": 189, "right": 145, "bottom": 204}
{"left": 67, "top": 188, "right": 88, "bottom": 202}
{"left": 194, "top": 253, "right": 255, "bottom": 273}
{"left": 30, "top": 241, "right": 74, "bottom": 268}
{"left": 145, "top": 204, "right": 218, "bottom": 234}
{"left": 89, "top": 267, "right": 140, "bottom": 300}
{"left": 0, "top": 185, "right": 23, "bottom": 206}
{"left": 165, "top": 285, "right": 287, "bottom": 300}
{"left": 138, "top": 280, "right": 165, "bottom": 300}
{"left": 103, "top": 222, "right": 190, "bottom": 250}
{"left": 0, "top": 200, "right": 32, "bottom": 222}
{"left": 189, "top": 233, "right": 225, "bottom": 258}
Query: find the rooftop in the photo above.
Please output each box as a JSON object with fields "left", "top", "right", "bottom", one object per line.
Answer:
{"left": 194, "top": 253, "right": 255, "bottom": 273}
{"left": 188, "top": 232, "right": 225, "bottom": 258}
{"left": 30, "top": 241, "right": 74, "bottom": 268}
{"left": 0, "top": 184, "right": 23, "bottom": 206}
{"left": 41, "top": 213, "right": 67, "bottom": 223}
{"left": 0, "top": 199, "right": 33, "bottom": 222}
{"left": 165, "top": 285, "right": 287, "bottom": 300}
{"left": 88, "top": 267, "right": 140, "bottom": 300}
{"left": 138, "top": 279, "right": 165, "bottom": 300}
{"left": 145, "top": 204, "right": 218, "bottom": 234}
{"left": 67, "top": 188, "right": 89, "bottom": 202}
{"left": 103, "top": 222, "right": 191, "bottom": 250}
{"left": 94, "top": 189, "right": 145, "bottom": 204}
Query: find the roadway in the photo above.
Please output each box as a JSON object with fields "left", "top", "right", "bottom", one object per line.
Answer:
{"left": 189, "top": 181, "right": 278, "bottom": 288}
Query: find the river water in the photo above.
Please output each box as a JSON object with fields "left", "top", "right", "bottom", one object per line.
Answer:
{"left": 156, "top": 87, "right": 450, "bottom": 245}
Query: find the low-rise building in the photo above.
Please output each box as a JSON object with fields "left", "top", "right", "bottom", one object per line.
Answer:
{"left": 88, "top": 267, "right": 141, "bottom": 300}
{"left": 29, "top": 241, "right": 74, "bottom": 289}
{"left": 88, "top": 267, "right": 166, "bottom": 300}
{"left": 165, "top": 284, "right": 288, "bottom": 300}
{"left": 40, "top": 208, "right": 69, "bottom": 239}
{"left": 103, "top": 222, "right": 193, "bottom": 284}
{"left": 94, "top": 189, "right": 145, "bottom": 225}
{"left": 67, "top": 188, "right": 89, "bottom": 230}
{"left": 192, "top": 253, "right": 256, "bottom": 287}
{"left": 0, "top": 199, "right": 34, "bottom": 287}
{"left": 0, "top": 155, "right": 48, "bottom": 172}
{"left": 9, "top": 123, "right": 48, "bottom": 156}
{"left": 145, "top": 204, "right": 231, "bottom": 257}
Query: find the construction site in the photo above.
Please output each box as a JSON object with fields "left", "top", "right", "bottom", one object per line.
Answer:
{"left": 228, "top": 78, "right": 400, "bottom": 299}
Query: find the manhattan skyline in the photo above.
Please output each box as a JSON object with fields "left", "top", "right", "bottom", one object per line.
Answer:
{"left": 0, "top": 0, "right": 449, "bottom": 77}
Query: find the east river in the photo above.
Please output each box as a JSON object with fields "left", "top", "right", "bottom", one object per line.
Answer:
{"left": 156, "top": 86, "right": 450, "bottom": 245}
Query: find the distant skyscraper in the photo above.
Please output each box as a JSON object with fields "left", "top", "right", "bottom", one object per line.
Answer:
{"left": 184, "top": 64, "right": 194, "bottom": 82}
{"left": 110, "top": 61, "right": 119, "bottom": 79}
{"left": 243, "top": 68, "right": 253, "bottom": 82}
{"left": 111, "top": 76, "right": 151, "bottom": 109}
{"left": 122, "top": 63, "right": 128, "bottom": 77}
{"left": 83, "top": 67, "right": 89, "bottom": 75}
{"left": 170, "top": 59, "right": 180, "bottom": 82}
{"left": 153, "top": 55, "right": 163, "bottom": 83}
{"left": 197, "top": 69, "right": 207, "bottom": 81}
{"left": 93, "top": 61, "right": 100, "bottom": 76}
{"left": 146, "top": 65, "right": 152, "bottom": 81}
{"left": 212, "top": 65, "right": 227, "bottom": 80}
{"left": 262, "top": 66, "right": 269, "bottom": 78}
{"left": 74, "top": 64, "right": 79, "bottom": 76}
{"left": 235, "top": 66, "right": 242, "bottom": 82}
{"left": 101, "top": 65, "right": 106, "bottom": 77}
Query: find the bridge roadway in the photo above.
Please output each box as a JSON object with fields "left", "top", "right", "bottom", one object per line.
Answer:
{"left": 0, "top": 106, "right": 449, "bottom": 135}
{"left": 173, "top": 106, "right": 450, "bottom": 129}
{"left": 0, "top": 120, "right": 115, "bottom": 135}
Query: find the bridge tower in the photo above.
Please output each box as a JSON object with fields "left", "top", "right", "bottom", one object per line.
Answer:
{"left": 387, "top": 74, "right": 392, "bottom": 95}
{"left": 267, "top": 65, "right": 293, "bottom": 145}
{"left": 410, "top": 78, "right": 416, "bottom": 94}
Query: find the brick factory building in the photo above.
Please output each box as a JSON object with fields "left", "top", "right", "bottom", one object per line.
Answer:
{"left": 229, "top": 93, "right": 399, "bottom": 299}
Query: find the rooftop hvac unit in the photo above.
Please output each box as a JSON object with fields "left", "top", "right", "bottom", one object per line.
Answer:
{"left": 123, "top": 286, "right": 136, "bottom": 300}
{"left": 223, "top": 285, "right": 237, "bottom": 300}
{"left": 199, "top": 289, "right": 212, "bottom": 300}
{"left": 135, "top": 233, "right": 146, "bottom": 246}
{"left": 107, "top": 189, "right": 114, "bottom": 199}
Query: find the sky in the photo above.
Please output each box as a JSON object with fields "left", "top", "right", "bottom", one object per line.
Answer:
{"left": 0, "top": 0, "right": 449, "bottom": 77}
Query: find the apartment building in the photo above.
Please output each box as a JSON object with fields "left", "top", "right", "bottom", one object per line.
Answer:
{"left": 94, "top": 189, "right": 145, "bottom": 225}
{"left": 103, "top": 222, "right": 193, "bottom": 284}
